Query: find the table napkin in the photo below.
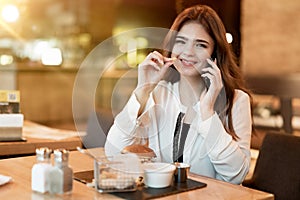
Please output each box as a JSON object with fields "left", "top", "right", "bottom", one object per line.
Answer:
{"left": 0, "top": 174, "right": 12, "bottom": 186}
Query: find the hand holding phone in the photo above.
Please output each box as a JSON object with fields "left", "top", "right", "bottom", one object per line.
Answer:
{"left": 202, "top": 58, "right": 214, "bottom": 90}
{"left": 199, "top": 57, "right": 223, "bottom": 121}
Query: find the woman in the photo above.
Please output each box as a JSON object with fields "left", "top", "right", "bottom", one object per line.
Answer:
{"left": 105, "top": 4, "right": 252, "bottom": 184}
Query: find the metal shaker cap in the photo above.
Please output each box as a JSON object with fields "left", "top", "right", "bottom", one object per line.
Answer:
{"left": 54, "top": 149, "right": 69, "bottom": 163}
{"left": 36, "top": 147, "right": 52, "bottom": 161}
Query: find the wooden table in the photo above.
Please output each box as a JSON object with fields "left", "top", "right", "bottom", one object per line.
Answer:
{"left": 0, "top": 121, "right": 82, "bottom": 157}
{"left": 0, "top": 148, "right": 274, "bottom": 200}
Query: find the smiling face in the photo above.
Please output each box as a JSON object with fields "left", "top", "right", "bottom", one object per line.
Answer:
{"left": 171, "top": 21, "right": 214, "bottom": 77}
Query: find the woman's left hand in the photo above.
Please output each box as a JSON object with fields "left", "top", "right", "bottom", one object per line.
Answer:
{"left": 200, "top": 58, "right": 223, "bottom": 120}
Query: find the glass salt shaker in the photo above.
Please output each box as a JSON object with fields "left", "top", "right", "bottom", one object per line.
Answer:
{"left": 31, "top": 147, "right": 53, "bottom": 193}
{"left": 49, "top": 149, "right": 73, "bottom": 194}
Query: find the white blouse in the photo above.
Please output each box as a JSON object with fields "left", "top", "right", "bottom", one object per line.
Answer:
{"left": 105, "top": 81, "right": 252, "bottom": 184}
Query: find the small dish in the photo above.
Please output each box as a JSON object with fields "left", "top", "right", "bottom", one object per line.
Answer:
{"left": 142, "top": 162, "right": 176, "bottom": 188}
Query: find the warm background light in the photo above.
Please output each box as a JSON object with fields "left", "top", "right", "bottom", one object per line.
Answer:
{"left": 226, "top": 33, "right": 233, "bottom": 44}
{"left": 41, "top": 48, "right": 63, "bottom": 66}
{"left": 0, "top": 54, "right": 13, "bottom": 65}
{"left": 1, "top": 4, "right": 19, "bottom": 23}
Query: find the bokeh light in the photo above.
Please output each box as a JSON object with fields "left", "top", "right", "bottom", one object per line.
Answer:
{"left": 226, "top": 32, "right": 233, "bottom": 44}
{"left": 1, "top": 4, "right": 20, "bottom": 23}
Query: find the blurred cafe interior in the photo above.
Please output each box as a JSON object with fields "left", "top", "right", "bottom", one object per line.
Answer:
{"left": 0, "top": 0, "right": 300, "bottom": 199}
{"left": 0, "top": 0, "right": 299, "bottom": 138}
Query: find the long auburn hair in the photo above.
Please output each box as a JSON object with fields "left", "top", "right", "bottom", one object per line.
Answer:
{"left": 162, "top": 4, "right": 252, "bottom": 140}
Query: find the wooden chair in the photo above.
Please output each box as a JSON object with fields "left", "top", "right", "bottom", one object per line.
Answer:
{"left": 243, "top": 132, "right": 300, "bottom": 200}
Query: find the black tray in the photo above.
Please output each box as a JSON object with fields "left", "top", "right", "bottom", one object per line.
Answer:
{"left": 74, "top": 170, "right": 207, "bottom": 199}
{"left": 113, "top": 178, "right": 206, "bottom": 200}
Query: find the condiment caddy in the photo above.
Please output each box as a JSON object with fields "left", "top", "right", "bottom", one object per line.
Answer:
{"left": 31, "top": 147, "right": 73, "bottom": 195}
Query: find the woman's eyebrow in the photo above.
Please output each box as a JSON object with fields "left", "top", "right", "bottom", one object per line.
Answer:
{"left": 175, "top": 35, "right": 188, "bottom": 40}
{"left": 176, "top": 35, "right": 210, "bottom": 44}
{"left": 195, "top": 39, "right": 210, "bottom": 44}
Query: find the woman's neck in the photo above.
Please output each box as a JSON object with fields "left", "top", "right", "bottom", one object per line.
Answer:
{"left": 179, "top": 76, "right": 206, "bottom": 107}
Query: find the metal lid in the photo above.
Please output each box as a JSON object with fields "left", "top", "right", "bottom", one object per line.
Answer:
{"left": 36, "top": 147, "right": 52, "bottom": 161}
{"left": 54, "top": 149, "right": 69, "bottom": 163}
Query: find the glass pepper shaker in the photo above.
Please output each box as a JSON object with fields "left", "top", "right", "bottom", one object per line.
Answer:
{"left": 49, "top": 149, "right": 73, "bottom": 194}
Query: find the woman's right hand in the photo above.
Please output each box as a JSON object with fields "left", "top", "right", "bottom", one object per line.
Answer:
{"left": 134, "top": 51, "right": 174, "bottom": 113}
{"left": 137, "top": 51, "right": 174, "bottom": 88}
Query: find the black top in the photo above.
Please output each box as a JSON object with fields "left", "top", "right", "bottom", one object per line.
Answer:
{"left": 173, "top": 112, "right": 190, "bottom": 162}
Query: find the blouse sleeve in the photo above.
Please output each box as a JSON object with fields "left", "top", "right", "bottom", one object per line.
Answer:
{"left": 104, "top": 91, "right": 156, "bottom": 156}
{"left": 197, "top": 90, "right": 252, "bottom": 184}
{"left": 104, "top": 93, "right": 141, "bottom": 156}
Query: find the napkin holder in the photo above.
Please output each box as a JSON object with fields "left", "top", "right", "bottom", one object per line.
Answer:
{"left": 0, "top": 114, "right": 24, "bottom": 141}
